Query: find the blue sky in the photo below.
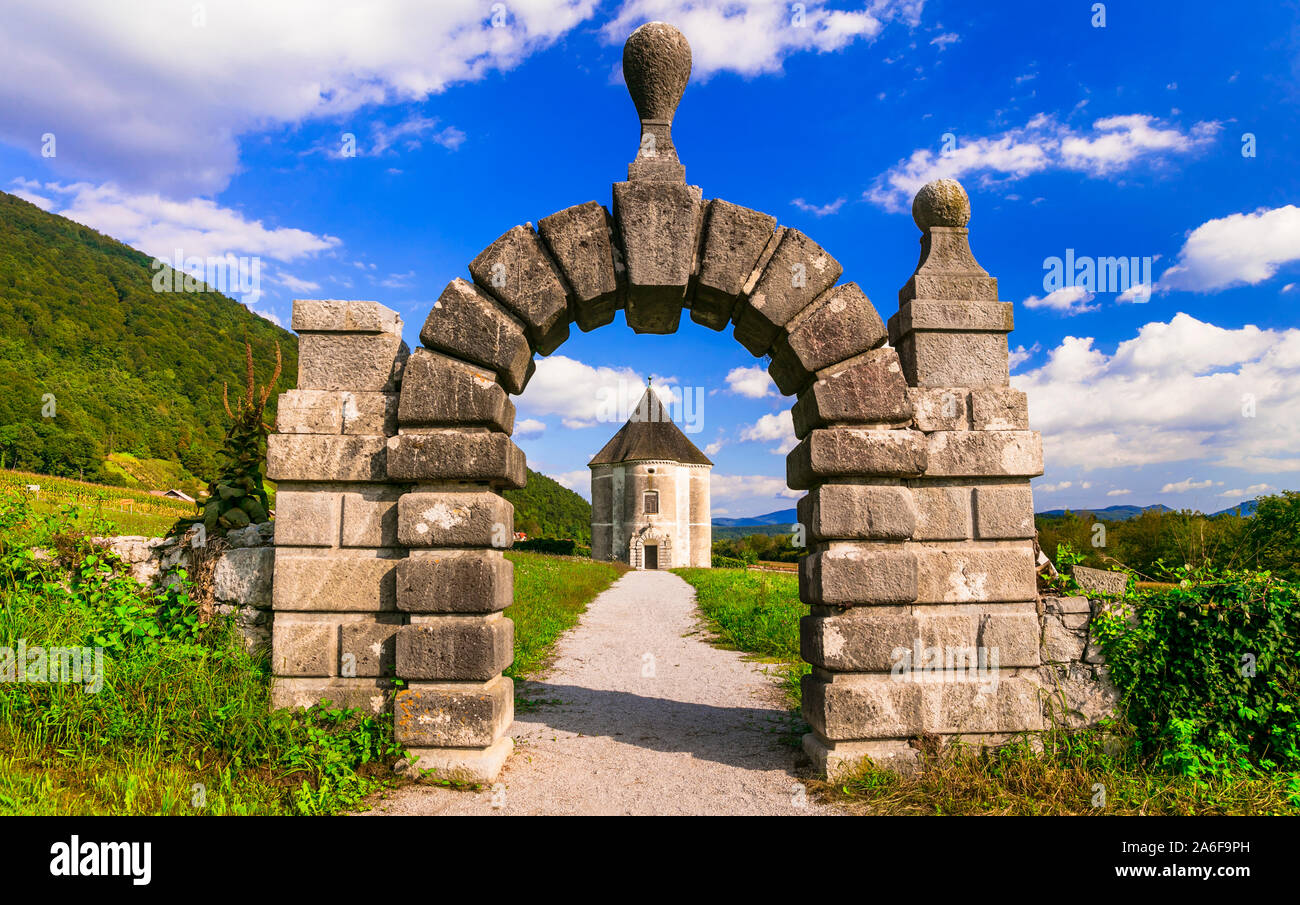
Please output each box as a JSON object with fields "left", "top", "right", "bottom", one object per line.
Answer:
{"left": 2, "top": 0, "right": 1298, "bottom": 518}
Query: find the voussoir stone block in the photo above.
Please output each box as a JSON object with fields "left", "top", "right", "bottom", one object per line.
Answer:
{"left": 769, "top": 282, "right": 887, "bottom": 396}
{"left": 801, "top": 606, "right": 1042, "bottom": 671}
{"left": 691, "top": 200, "right": 775, "bottom": 331}
{"left": 266, "top": 434, "right": 386, "bottom": 482}
{"left": 799, "top": 545, "right": 919, "bottom": 606}
{"left": 397, "top": 550, "right": 513, "bottom": 613}
{"left": 292, "top": 299, "right": 402, "bottom": 335}
{"left": 913, "top": 545, "right": 1037, "bottom": 603}
{"left": 398, "top": 491, "right": 514, "bottom": 547}
{"left": 298, "top": 331, "right": 408, "bottom": 392}
{"left": 394, "top": 675, "right": 514, "bottom": 748}
{"left": 419, "top": 278, "right": 533, "bottom": 394}
{"left": 791, "top": 348, "right": 912, "bottom": 438}
{"left": 396, "top": 616, "right": 513, "bottom": 680}
{"left": 397, "top": 348, "right": 516, "bottom": 433}
{"left": 613, "top": 180, "right": 703, "bottom": 334}
{"left": 733, "top": 229, "right": 841, "bottom": 356}
{"left": 787, "top": 428, "right": 927, "bottom": 489}
{"left": 273, "top": 550, "right": 401, "bottom": 612}
{"left": 386, "top": 431, "right": 525, "bottom": 488}
{"left": 923, "top": 431, "right": 1043, "bottom": 477}
{"left": 537, "top": 201, "right": 621, "bottom": 332}
{"left": 470, "top": 224, "right": 571, "bottom": 355}
{"left": 973, "top": 485, "right": 1035, "bottom": 539}
{"left": 796, "top": 484, "right": 917, "bottom": 541}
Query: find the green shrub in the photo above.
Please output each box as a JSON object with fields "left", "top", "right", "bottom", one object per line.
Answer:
{"left": 711, "top": 554, "right": 746, "bottom": 569}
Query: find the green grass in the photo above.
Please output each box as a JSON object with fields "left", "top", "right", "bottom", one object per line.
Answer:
{"left": 505, "top": 551, "right": 625, "bottom": 680}
{"left": 673, "top": 567, "right": 808, "bottom": 708}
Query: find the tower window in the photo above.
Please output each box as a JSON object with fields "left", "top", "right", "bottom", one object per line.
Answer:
{"left": 643, "top": 491, "right": 659, "bottom": 514}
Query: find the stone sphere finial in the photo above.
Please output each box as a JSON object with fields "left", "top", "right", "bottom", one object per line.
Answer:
{"left": 623, "top": 22, "right": 692, "bottom": 124}
{"left": 912, "top": 178, "right": 971, "bottom": 230}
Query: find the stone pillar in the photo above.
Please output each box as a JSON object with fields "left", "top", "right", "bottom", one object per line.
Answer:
{"left": 795, "top": 179, "right": 1046, "bottom": 778}
{"left": 266, "top": 300, "right": 409, "bottom": 715}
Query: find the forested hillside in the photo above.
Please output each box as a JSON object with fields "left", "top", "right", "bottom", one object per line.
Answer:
{"left": 0, "top": 191, "right": 296, "bottom": 488}
{"left": 506, "top": 470, "right": 592, "bottom": 542}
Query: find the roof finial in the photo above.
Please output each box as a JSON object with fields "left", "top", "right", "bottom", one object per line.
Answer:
{"left": 623, "top": 22, "right": 691, "bottom": 182}
{"left": 647, "top": 375, "right": 653, "bottom": 386}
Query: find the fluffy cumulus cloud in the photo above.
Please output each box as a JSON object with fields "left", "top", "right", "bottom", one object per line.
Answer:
{"left": 740, "top": 410, "right": 798, "bottom": 454}
{"left": 711, "top": 473, "right": 801, "bottom": 503}
{"left": 515, "top": 418, "right": 547, "bottom": 437}
{"left": 602, "top": 1, "right": 923, "bottom": 78}
{"left": 1161, "top": 478, "right": 1215, "bottom": 493}
{"left": 549, "top": 468, "right": 593, "bottom": 499}
{"left": 1023, "top": 286, "right": 1097, "bottom": 315}
{"left": 520, "top": 355, "right": 682, "bottom": 429}
{"left": 867, "top": 113, "right": 1219, "bottom": 212}
{"left": 1012, "top": 313, "right": 1300, "bottom": 475}
{"left": 1159, "top": 205, "right": 1300, "bottom": 293}
{"left": 725, "top": 365, "right": 775, "bottom": 398}
{"left": 0, "top": 0, "right": 599, "bottom": 195}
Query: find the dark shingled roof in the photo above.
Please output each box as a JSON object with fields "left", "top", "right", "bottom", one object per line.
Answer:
{"left": 588, "top": 386, "right": 713, "bottom": 467}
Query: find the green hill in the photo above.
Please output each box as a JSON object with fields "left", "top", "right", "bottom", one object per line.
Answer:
{"left": 506, "top": 470, "right": 592, "bottom": 542}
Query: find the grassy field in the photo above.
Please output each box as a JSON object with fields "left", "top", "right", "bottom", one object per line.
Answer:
{"left": 673, "top": 565, "right": 1299, "bottom": 815}
{"left": 673, "top": 567, "right": 807, "bottom": 708}
{"left": 0, "top": 492, "right": 623, "bottom": 814}
{"left": 0, "top": 469, "right": 194, "bottom": 537}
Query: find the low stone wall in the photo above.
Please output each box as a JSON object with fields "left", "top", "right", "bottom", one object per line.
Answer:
{"left": 1036, "top": 594, "right": 1119, "bottom": 727}
{"left": 103, "top": 523, "right": 275, "bottom": 651}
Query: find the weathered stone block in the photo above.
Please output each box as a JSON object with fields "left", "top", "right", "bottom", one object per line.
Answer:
{"left": 298, "top": 332, "right": 408, "bottom": 392}
{"left": 890, "top": 299, "right": 1014, "bottom": 338}
{"left": 791, "top": 348, "right": 912, "bottom": 438}
{"left": 801, "top": 605, "right": 1041, "bottom": 671}
{"left": 396, "top": 616, "right": 513, "bottom": 680}
{"left": 910, "top": 484, "right": 971, "bottom": 541}
{"left": 769, "top": 283, "right": 887, "bottom": 396}
{"left": 898, "top": 229, "right": 1000, "bottom": 304}
{"left": 341, "top": 392, "right": 398, "bottom": 435}
{"left": 273, "top": 550, "right": 400, "bottom": 611}
{"left": 292, "top": 299, "right": 402, "bottom": 335}
{"left": 896, "top": 331, "right": 1009, "bottom": 388}
{"left": 1071, "top": 565, "right": 1128, "bottom": 597}
{"left": 802, "top": 672, "right": 1044, "bottom": 740}
{"left": 213, "top": 547, "right": 274, "bottom": 608}
{"left": 787, "top": 428, "right": 927, "bottom": 489}
{"left": 276, "top": 389, "right": 344, "bottom": 434}
{"left": 970, "top": 388, "right": 1029, "bottom": 430}
{"left": 397, "top": 348, "right": 516, "bottom": 432}
{"left": 914, "top": 545, "right": 1037, "bottom": 603}
{"left": 266, "top": 434, "right": 386, "bottom": 482}
{"left": 924, "top": 431, "right": 1043, "bottom": 477}
{"left": 796, "top": 484, "right": 916, "bottom": 541}
{"left": 397, "top": 551, "right": 513, "bottom": 613}
{"left": 691, "top": 200, "right": 775, "bottom": 330}
{"left": 733, "top": 229, "right": 841, "bottom": 356}
{"left": 397, "top": 492, "right": 514, "bottom": 547}
{"left": 273, "top": 485, "right": 341, "bottom": 546}
{"left": 973, "top": 485, "right": 1035, "bottom": 539}
{"left": 537, "top": 202, "right": 620, "bottom": 332}
{"left": 418, "top": 278, "right": 533, "bottom": 394}
{"left": 386, "top": 431, "right": 526, "bottom": 488}
{"left": 272, "top": 619, "right": 339, "bottom": 676}
{"left": 470, "top": 224, "right": 571, "bottom": 355}
{"left": 907, "top": 388, "right": 969, "bottom": 432}
{"left": 341, "top": 620, "right": 400, "bottom": 677}
{"left": 613, "top": 180, "right": 702, "bottom": 333}
{"left": 271, "top": 677, "right": 393, "bottom": 714}
{"left": 341, "top": 486, "right": 403, "bottom": 547}
{"left": 394, "top": 676, "right": 514, "bottom": 747}
{"left": 1042, "top": 613, "right": 1087, "bottom": 664}
{"left": 799, "top": 545, "right": 919, "bottom": 606}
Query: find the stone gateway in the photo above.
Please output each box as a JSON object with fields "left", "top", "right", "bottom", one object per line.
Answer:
{"left": 263, "top": 21, "right": 1046, "bottom": 783}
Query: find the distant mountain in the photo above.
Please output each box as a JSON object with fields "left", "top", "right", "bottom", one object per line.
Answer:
{"left": 1036, "top": 504, "right": 1173, "bottom": 521}
{"left": 1210, "top": 499, "right": 1260, "bottom": 518}
{"left": 712, "top": 508, "right": 798, "bottom": 528}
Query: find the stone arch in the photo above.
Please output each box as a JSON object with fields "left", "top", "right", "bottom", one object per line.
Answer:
{"left": 629, "top": 525, "right": 672, "bottom": 570}
{"left": 265, "top": 21, "right": 1045, "bottom": 784}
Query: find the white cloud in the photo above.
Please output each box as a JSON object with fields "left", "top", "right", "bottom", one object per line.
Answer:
{"left": 1009, "top": 342, "right": 1041, "bottom": 370}
{"left": 0, "top": 0, "right": 599, "bottom": 195}
{"left": 740, "top": 410, "right": 797, "bottom": 454}
{"left": 368, "top": 116, "right": 466, "bottom": 155}
{"left": 521, "top": 355, "right": 680, "bottom": 428}
{"left": 516, "top": 418, "right": 546, "bottom": 437}
{"left": 1219, "top": 483, "right": 1273, "bottom": 498}
{"left": 791, "top": 197, "right": 847, "bottom": 217}
{"left": 8, "top": 178, "right": 53, "bottom": 209}
{"left": 1116, "top": 282, "right": 1152, "bottom": 303}
{"left": 711, "top": 473, "right": 801, "bottom": 503}
{"left": 274, "top": 272, "right": 322, "bottom": 293}
{"left": 1161, "top": 478, "right": 1214, "bottom": 493}
{"left": 867, "top": 113, "right": 1219, "bottom": 212}
{"left": 704, "top": 439, "right": 725, "bottom": 456}
{"left": 550, "top": 468, "right": 592, "bottom": 500}
{"left": 1012, "top": 313, "right": 1300, "bottom": 476}
{"left": 1023, "top": 286, "right": 1097, "bottom": 315}
{"left": 929, "top": 32, "right": 959, "bottom": 50}
{"left": 725, "top": 365, "right": 775, "bottom": 398}
{"left": 602, "top": 1, "right": 922, "bottom": 78}
{"left": 1036, "top": 481, "right": 1072, "bottom": 492}
{"left": 1106, "top": 489, "right": 1131, "bottom": 497}
{"left": 1159, "top": 205, "right": 1300, "bottom": 293}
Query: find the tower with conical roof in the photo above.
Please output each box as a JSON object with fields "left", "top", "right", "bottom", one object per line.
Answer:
{"left": 588, "top": 384, "right": 712, "bottom": 569}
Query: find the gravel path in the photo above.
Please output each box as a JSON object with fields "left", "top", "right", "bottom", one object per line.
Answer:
{"left": 360, "top": 569, "right": 833, "bottom": 816}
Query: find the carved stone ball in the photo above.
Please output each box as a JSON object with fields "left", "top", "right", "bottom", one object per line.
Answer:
{"left": 623, "top": 22, "right": 692, "bottom": 123}
{"left": 912, "top": 178, "right": 971, "bottom": 230}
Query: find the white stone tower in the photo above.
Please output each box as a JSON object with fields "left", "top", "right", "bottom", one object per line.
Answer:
{"left": 588, "top": 384, "right": 712, "bottom": 569}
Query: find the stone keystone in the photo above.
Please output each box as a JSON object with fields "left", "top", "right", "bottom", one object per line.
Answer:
{"left": 613, "top": 180, "right": 703, "bottom": 333}
{"left": 419, "top": 278, "right": 533, "bottom": 394}
{"left": 469, "top": 225, "right": 571, "bottom": 355}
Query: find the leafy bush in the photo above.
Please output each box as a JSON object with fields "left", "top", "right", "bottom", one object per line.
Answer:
{"left": 711, "top": 553, "right": 746, "bottom": 569}
{"left": 1093, "top": 563, "right": 1300, "bottom": 779}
